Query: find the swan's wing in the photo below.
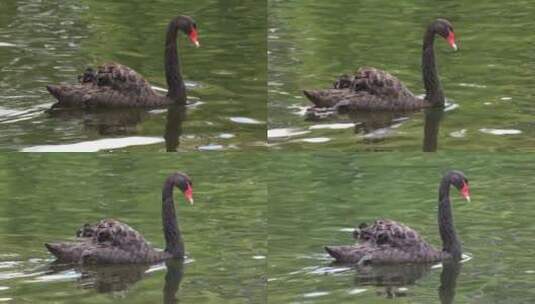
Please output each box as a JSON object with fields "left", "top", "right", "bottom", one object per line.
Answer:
{"left": 86, "top": 63, "right": 157, "bottom": 97}
{"left": 79, "top": 219, "right": 153, "bottom": 252}
{"left": 356, "top": 219, "right": 428, "bottom": 250}
{"left": 351, "top": 67, "right": 415, "bottom": 99}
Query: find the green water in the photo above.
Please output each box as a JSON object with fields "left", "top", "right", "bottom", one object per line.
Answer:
{"left": 0, "top": 153, "right": 267, "bottom": 303}
{"left": 0, "top": 0, "right": 266, "bottom": 151}
{"left": 267, "top": 153, "right": 535, "bottom": 303}
{"left": 268, "top": 0, "right": 535, "bottom": 151}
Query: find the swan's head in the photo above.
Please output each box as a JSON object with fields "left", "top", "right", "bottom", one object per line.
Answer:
{"left": 176, "top": 15, "right": 200, "bottom": 48}
{"left": 447, "top": 170, "right": 470, "bottom": 202}
{"left": 433, "top": 19, "right": 457, "bottom": 51}
{"left": 174, "top": 172, "right": 194, "bottom": 204}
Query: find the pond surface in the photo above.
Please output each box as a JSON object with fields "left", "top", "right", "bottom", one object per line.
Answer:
{"left": 267, "top": 153, "right": 535, "bottom": 303}
{"left": 0, "top": 0, "right": 266, "bottom": 152}
{"left": 268, "top": 0, "right": 535, "bottom": 151}
{"left": 0, "top": 153, "right": 267, "bottom": 303}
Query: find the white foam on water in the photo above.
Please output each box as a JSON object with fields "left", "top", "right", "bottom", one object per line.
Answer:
{"left": 500, "top": 97, "right": 512, "bottom": 101}
{"left": 0, "top": 42, "right": 16, "bottom": 47}
{"left": 229, "top": 117, "right": 264, "bottom": 125}
{"left": 307, "top": 266, "right": 351, "bottom": 275}
{"left": 309, "top": 123, "right": 354, "bottom": 130}
{"left": 479, "top": 128, "right": 522, "bottom": 135}
{"left": 363, "top": 128, "right": 394, "bottom": 139}
{"left": 253, "top": 256, "right": 266, "bottom": 260}
{"left": 218, "top": 133, "right": 235, "bottom": 139}
{"left": 21, "top": 137, "right": 164, "bottom": 152}
{"left": 268, "top": 128, "right": 309, "bottom": 138}
{"left": 198, "top": 144, "right": 224, "bottom": 151}
{"left": 303, "top": 291, "right": 330, "bottom": 298}
{"left": 458, "top": 83, "right": 487, "bottom": 88}
{"left": 348, "top": 288, "right": 367, "bottom": 295}
{"left": 301, "top": 137, "right": 330, "bottom": 143}
{"left": 450, "top": 129, "right": 467, "bottom": 138}
{"left": 25, "top": 270, "right": 80, "bottom": 283}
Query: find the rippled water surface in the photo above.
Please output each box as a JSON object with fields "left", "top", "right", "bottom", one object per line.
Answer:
{"left": 0, "top": 153, "right": 267, "bottom": 303}
{"left": 268, "top": 0, "right": 535, "bottom": 151}
{"left": 267, "top": 153, "right": 535, "bottom": 303}
{"left": 0, "top": 0, "right": 266, "bottom": 151}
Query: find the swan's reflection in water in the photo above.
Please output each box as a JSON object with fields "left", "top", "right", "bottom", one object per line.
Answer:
{"left": 164, "top": 104, "right": 187, "bottom": 152}
{"left": 45, "top": 258, "right": 184, "bottom": 302}
{"left": 422, "top": 108, "right": 444, "bottom": 152}
{"left": 306, "top": 106, "right": 445, "bottom": 151}
{"left": 47, "top": 108, "right": 149, "bottom": 135}
{"left": 351, "top": 261, "right": 461, "bottom": 302}
{"left": 47, "top": 102, "right": 188, "bottom": 152}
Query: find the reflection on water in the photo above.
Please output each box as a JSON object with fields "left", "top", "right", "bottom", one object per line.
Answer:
{"left": 46, "top": 108, "right": 149, "bottom": 135}
{"left": 423, "top": 108, "right": 444, "bottom": 152}
{"left": 164, "top": 104, "right": 187, "bottom": 152}
{"left": 40, "top": 258, "right": 184, "bottom": 302}
{"left": 301, "top": 106, "right": 445, "bottom": 151}
{"left": 349, "top": 261, "right": 460, "bottom": 302}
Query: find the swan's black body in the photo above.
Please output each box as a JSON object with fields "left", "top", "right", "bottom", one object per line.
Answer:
{"left": 303, "top": 19, "right": 457, "bottom": 111}
{"left": 45, "top": 172, "right": 194, "bottom": 264}
{"left": 325, "top": 171, "right": 470, "bottom": 264}
{"left": 47, "top": 15, "right": 199, "bottom": 109}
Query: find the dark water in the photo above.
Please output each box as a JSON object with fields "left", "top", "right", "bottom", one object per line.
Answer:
{"left": 0, "top": 153, "right": 267, "bottom": 303}
{"left": 267, "top": 153, "right": 535, "bottom": 303}
{"left": 268, "top": 0, "right": 535, "bottom": 151}
{"left": 0, "top": 0, "right": 266, "bottom": 151}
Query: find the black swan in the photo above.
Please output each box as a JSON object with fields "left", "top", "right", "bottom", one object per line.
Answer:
{"left": 303, "top": 19, "right": 458, "bottom": 111}
{"left": 46, "top": 15, "right": 199, "bottom": 109}
{"left": 325, "top": 170, "right": 470, "bottom": 264}
{"left": 45, "top": 172, "right": 194, "bottom": 264}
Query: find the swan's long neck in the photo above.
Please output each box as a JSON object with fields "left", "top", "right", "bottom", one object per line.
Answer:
{"left": 165, "top": 21, "right": 186, "bottom": 103}
{"left": 162, "top": 178, "right": 184, "bottom": 258}
{"left": 422, "top": 26, "right": 444, "bottom": 107}
{"left": 438, "top": 177, "right": 461, "bottom": 260}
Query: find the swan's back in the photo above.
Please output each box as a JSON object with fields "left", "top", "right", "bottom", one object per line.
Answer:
{"left": 325, "top": 219, "right": 442, "bottom": 265}
{"left": 88, "top": 63, "right": 157, "bottom": 97}
{"left": 47, "top": 63, "right": 168, "bottom": 109}
{"left": 45, "top": 219, "right": 168, "bottom": 264}
{"left": 303, "top": 67, "right": 428, "bottom": 111}
{"left": 356, "top": 219, "right": 427, "bottom": 249}
{"left": 351, "top": 67, "right": 415, "bottom": 99}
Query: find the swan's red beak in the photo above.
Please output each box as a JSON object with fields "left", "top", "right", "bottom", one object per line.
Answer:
{"left": 184, "top": 184, "right": 194, "bottom": 204}
{"left": 447, "top": 31, "right": 458, "bottom": 51}
{"left": 460, "top": 181, "right": 470, "bottom": 202}
{"left": 188, "top": 29, "right": 200, "bottom": 48}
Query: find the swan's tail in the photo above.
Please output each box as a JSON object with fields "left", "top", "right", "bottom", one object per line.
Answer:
{"left": 46, "top": 85, "right": 62, "bottom": 100}
{"left": 303, "top": 90, "right": 344, "bottom": 108}
{"left": 45, "top": 242, "right": 82, "bottom": 262}
{"left": 324, "top": 245, "right": 368, "bottom": 264}
{"left": 324, "top": 246, "right": 343, "bottom": 261}
{"left": 44, "top": 243, "right": 63, "bottom": 258}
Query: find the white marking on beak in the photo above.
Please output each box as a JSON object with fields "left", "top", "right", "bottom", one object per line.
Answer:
{"left": 465, "top": 196, "right": 470, "bottom": 202}
{"left": 194, "top": 41, "right": 200, "bottom": 48}
{"left": 451, "top": 43, "right": 458, "bottom": 51}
